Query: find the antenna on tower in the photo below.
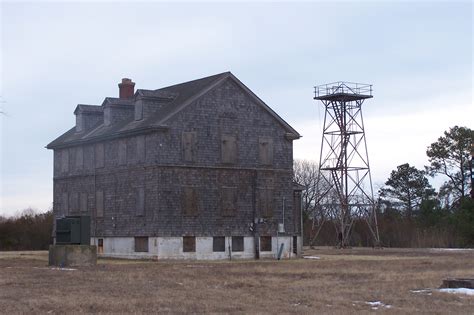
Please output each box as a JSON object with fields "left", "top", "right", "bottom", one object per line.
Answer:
{"left": 313, "top": 81, "right": 380, "bottom": 247}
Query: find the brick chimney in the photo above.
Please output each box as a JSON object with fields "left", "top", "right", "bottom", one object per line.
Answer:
{"left": 118, "top": 78, "right": 135, "bottom": 99}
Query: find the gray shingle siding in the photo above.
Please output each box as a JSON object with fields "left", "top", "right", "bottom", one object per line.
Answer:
{"left": 49, "top": 73, "right": 301, "bottom": 241}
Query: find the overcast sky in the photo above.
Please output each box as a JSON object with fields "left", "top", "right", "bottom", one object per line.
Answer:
{"left": 1, "top": 1, "right": 472, "bottom": 216}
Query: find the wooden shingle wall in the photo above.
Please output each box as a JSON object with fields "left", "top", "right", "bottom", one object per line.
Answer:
{"left": 53, "top": 78, "right": 299, "bottom": 238}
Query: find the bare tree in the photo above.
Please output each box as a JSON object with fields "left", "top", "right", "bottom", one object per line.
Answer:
{"left": 293, "top": 159, "right": 330, "bottom": 246}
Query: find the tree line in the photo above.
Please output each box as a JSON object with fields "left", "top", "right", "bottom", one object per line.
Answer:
{"left": 295, "top": 125, "right": 474, "bottom": 248}
{"left": 0, "top": 209, "right": 53, "bottom": 250}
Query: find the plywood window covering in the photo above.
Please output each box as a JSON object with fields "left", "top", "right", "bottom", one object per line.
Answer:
{"left": 137, "top": 136, "right": 145, "bottom": 163}
{"left": 260, "top": 236, "right": 272, "bottom": 252}
{"left": 70, "top": 192, "right": 79, "bottom": 212}
{"left": 85, "top": 145, "right": 93, "bottom": 170}
{"left": 213, "top": 236, "right": 225, "bottom": 252}
{"left": 136, "top": 187, "right": 145, "bottom": 217}
{"left": 232, "top": 236, "right": 244, "bottom": 252}
{"left": 183, "top": 187, "right": 198, "bottom": 216}
{"left": 134, "top": 237, "right": 148, "bottom": 252}
{"left": 98, "top": 238, "right": 104, "bottom": 254}
{"left": 75, "top": 147, "right": 84, "bottom": 170}
{"left": 293, "top": 236, "right": 298, "bottom": 254}
{"left": 221, "top": 134, "right": 237, "bottom": 164}
{"left": 259, "top": 188, "right": 274, "bottom": 218}
{"left": 183, "top": 236, "right": 196, "bottom": 252}
{"left": 61, "top": 192, "right": 68, "bottom": 215}
{"left": 95, "top": 143, "right": 105, "bottom": 168}
{"left": 118, "top": 139, "right": 127, "bottom": 165}
{"left": 61, "top": 149, "right": 69, "bottom": 173}
{"left": 220, "top": 186, "right": 237, "bottom": 217}
{"left": 127, "top": 138, "right": 137, "bottom": 162}
{"left": 259, "top": 137, "right": 273, "bottom": 165}
{"left": 96, "top": 190, "right": 104, "bottom": 217}
{"left": 182, "top": 131, "right": 196, "bottom": 162}
{"left": 80, "top": 193, "right": 88, "bottom": 213}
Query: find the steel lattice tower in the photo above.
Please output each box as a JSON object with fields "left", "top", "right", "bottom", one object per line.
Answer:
{"left": 313, "top": 82, "right": 380, "bottom": 247}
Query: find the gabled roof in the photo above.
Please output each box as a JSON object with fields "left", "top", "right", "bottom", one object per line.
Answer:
{"left": 73, "top": 104, "right": 103, "bottom": 115}
{"left": 47, "top": 72, "right": 300, "bottom": 149}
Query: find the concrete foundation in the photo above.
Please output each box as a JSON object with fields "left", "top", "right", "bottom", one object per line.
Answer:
{"left": 441, "top": 278, "right": 474, "bottom": 289}
{"left": 49, "top": 245, "right": 97, "bottom": 267}
{"left": 91, "top": 236, "right": 302, "bottom": 260}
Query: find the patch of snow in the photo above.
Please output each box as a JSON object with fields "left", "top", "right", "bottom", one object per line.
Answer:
{"left": 411, "top": 289, "right": 432, "bottom": 295}
{"left": 366, "top": 301, "right": 382, "bottom": 307}
{"left": 430, "top": 248, "right": 474, "bottom": 252}
{"left": 438, "top": 288, "right": 474, "bottom": 296}
{"left": 34, "top": 267, "right": 77, "bottom": 271}
{"left": 365, "top": 301, "right": 392, "bottom": 310}
{"left": 185, "top": 265, "right": 214, "bottom": 268}
{"left": 292, "top": 302, "right": 308, "bottom": 308}
{"left": 303, "top": 256, "right": 320, "bottom": 260}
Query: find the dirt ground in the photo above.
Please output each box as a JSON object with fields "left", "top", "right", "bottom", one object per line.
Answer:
{"left": 0, "top": 247, "right": 473, "bottom": 314}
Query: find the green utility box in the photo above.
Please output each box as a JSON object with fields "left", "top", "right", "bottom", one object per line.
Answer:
{"left": 56, "top": 216, "right": 90, "bottom": 245}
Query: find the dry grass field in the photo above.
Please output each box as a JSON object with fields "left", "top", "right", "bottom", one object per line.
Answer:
{"left": 0, "top": 247, "right": 473, "bottom": 314}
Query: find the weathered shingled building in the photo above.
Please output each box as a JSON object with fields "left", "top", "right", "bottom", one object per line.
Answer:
{"left": 47, "top": 72, "right": 302, "bottom": 259}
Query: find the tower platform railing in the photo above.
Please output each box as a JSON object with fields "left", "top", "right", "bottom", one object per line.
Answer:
{"left": 314, "top": 81, "right": 372, "bottom": 98}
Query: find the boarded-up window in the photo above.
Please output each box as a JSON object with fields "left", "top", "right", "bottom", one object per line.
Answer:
{"left": 96, "top": 190, "right": 104, "bottom": 217}
{"left": 182, "top": 132, "right": 196, "bottom": 162}
{"left": 61, "top": 192, "right": 68, "bottom": 215}
{"left": 84, "top": 146, "right": 94, "bottom": 170}
{"left": 183, "top": 187, "right": 198, "bottom": 216}
{"left": 259, "top": 189, "right": 274, "bottom": 218}
{"left": 220, "top": 187, "right": 237, "bottom": 217}
{"left": 260, "top": 236, "right": 272, "bottom": 252}
{"left": 213, "top": 236, "right": 225, "bottom": 252}
{"left": 137, "top": 136, "right": 145, "bottom": 163}
{"left": 134, "top": 237, "right": 148, "bottom": 252}
{"left": 61, "top": 149, "right": 69, "bottom": 173}
{"left": 80, "top": 193, "right": 88, "bottom": 213}
{"left": 183, "top": 236, "right": 196, "bottom": 252}
{"left": 232, "top": 236, "right": 244, "bottom": 252}
{"left": 127, "top": 138, "right": 137, "bottom": 162}
{"left": 118, "top": 140, "right": 127, "bottom": 165}
{"left": 98, "top": 239, "right": 104, "bottom": 254}
{"left": 95, "top": 143, "right": 105, "bottom": 168}
{"left": 293, "top": 236, "right": 298, "bottom": 254}
{"left": 70, "top": 192, "right": 79, "bottom": 212}
{"left": 221, "top": 134, "right": 237, "bottom": 164}
{"left": 75, "top": 147, "right": 84, "bottom": 170}
{"left": 259, "top": 137, "right": 273, "bottom": 165}
{"left": 136, "top": 187, "right": 145, "bottom": 217}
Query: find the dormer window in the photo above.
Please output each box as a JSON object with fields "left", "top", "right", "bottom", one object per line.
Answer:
{"left": 76, "top": 114, "right": 84, "bottom": 132}
{"left": 135, "top": 102, "right": 143, "bottom": 121}
{"left": 104, "top": 107, "right": 111, "bottom": 126}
